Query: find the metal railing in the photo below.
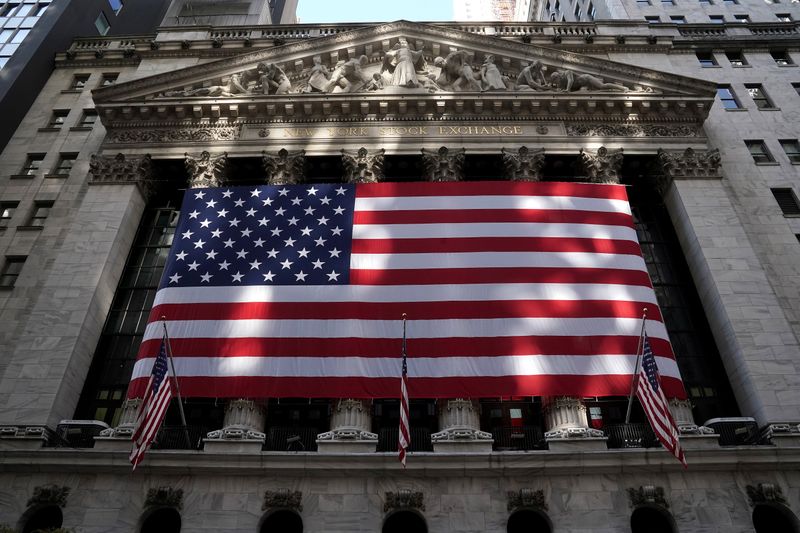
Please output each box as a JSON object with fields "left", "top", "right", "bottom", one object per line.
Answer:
{"left": 491, "top": 426, "right": 547, "bottom": 451}
{"left": 263, "top": 426, "right": 320, "bottom": 452}
{"left": 151, "top": 425, "right": 207, "bottom": 450}
{"left": 377, "top": 427, "right": 434, "bottom": 452}
{"left": 603, "top": 423, "right": 659, "bottom": 449}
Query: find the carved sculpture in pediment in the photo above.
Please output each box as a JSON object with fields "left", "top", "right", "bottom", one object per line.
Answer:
{"left": 550, "top": 70, "right": 629, "bottom": 93}
{"left": 422, "top": 147, "right": 466, "bottom": 182}
{"left": 502, "top": 147, "right": 545, "bottom": 182}
{"left": 185, "top": 151, "right": 227, "bottom": 188}
{"left": 433, "top": 51, "right": 482, "bottom": 92}
{"left": 381, "top": 38, "right": 426, "bottom": 88}
{"left": 328, "top": 55, "right": 370, "bottom": 93}
{"left": 480, "top": 55, "right": 506, "bottom": 91}
{"left": 580, "top": 146, "right": 624, "bottom": 184}
{"left": 257, "top": 62, "right": 291, "bottom": 95}
{"left": 516, "top": 60, "right": 549, "bottom": 91}
{"left": 262, "top": 149, "right": 306, "bottom": 185}
{"left": 303, "top": 56, "right": 331, "bottom": 93}
{"left": 342, "top": 148, "right": 385, "bottom": 183}
{"left": 166, "top": 73, "right": 249, "bottom": 98}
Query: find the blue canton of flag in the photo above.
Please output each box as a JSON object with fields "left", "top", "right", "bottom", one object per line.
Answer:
{"left": 642, "top": 340, "right": 660, "bottom": 392}
{"left": 162, "top": 184, "right": 356, "bottom": 288}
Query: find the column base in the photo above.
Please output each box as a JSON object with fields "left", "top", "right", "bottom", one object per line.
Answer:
{"left": 546, "top": 436, "right": 608, "bottom": 452}
{"left": 93, "top": 437, "right": 134, "bottom": 452}
{"left": 0, "top": 436, "right": 46, "bottom": 450}
{"left": 433, "top": 439, "right": 493, "bottom": 453}
{"left": 203, "top": 439, "right": 264, "bottom": 454}
{"left": 766, "top": 424, "right": 800, "bottom": 448}
{"left": 679, "top": 434, "right": 720, "bottom": 450}
{"left": 316, "top": 428, "right": 378, "bottom": 453}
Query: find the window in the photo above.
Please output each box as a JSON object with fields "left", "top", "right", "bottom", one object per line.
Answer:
{"left": 94, "top": 12, "right": 110, "bottom": 36}
{"left": 10, "top": 28, "right": 28, "bottom": 43}
{"left": 100, "top": 73, "right": 118, "bottom": 86}
{"left": 671, "top": 15, "right": 687, "bottom": 22}
{"left": 709, "top": 14, "right": 725, "bottom": 23}
{"left": 779, "top": 140, "right": 800, "bottom": 164}
{"left": 645, "top": 15, "right": 661, "bottom": 22}
{"left": 107, "top": 0, "right": 123, "bottom": 14}
{"left": 771, "top": 50, "right": 794, "bottom": 66}
{"left": 661, "top": 0, "right": 674, "bottom": 5}
{"left": 588, "top": 2, "right": 595, "bottom": 18}
{"left": 699, "top": 0, "right": 713, "bottom": 5}
{"left": 78, "top": 109, "right": 98, "bottom": 128}
{"left": 0, "top": 257, "right": 26, "bottom": 288}
{"left": 733, "top": 14, "right": 750, "bottom": 22}
{"left": 28, "top": 200, "right": 53, "bottom": 227}
{"left": 34, "top": 3, "right": 48, "bottom": 16}
{"left": 53, "top": 154, "right": 78, "bottom": 176}
{"left": 794, "top": 82, "right": 800, "bottom": 96}
{"left": 745, "top": 84, "right": 775, "bottom": 108}
{"left": 20, "top": 154, "right": 44, "bottom": 175}
{"left": 697, "top": 51, "right": 718, "bottom": 67}
{"left": 722, "top": 0, "right": 738, "bottom": 4}
{"left": 47, "top": 110, "right": 69, "bottom": 128}
{"left": 771, "top": 188, "right": 800, "bottom": 215}
{"left": 637, "top": 0, "right": 651, "bottom": 5}
{"left": 725, "top": 50, "right": 747, "bottom": 66}
{"left": 717, "top": 85, "right": 741, "bottom": 109}
{"left": 70, "top": 74, "right": 90, "bottom": 90}
{"left": 745, "top": 140, "right": 775, "bottom": 164}
{"left": 776, "top": 13, "right": 792, "bottom": 21}
{"left": 0, "top": 201, "right": 18, "bottom": 228}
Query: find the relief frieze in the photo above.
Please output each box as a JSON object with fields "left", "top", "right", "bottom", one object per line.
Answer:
{"left": 108, "top": 125, "right": 242, "bottom": 144}
{"left": 258, "top": 124, "right": 528, "bottom": 140}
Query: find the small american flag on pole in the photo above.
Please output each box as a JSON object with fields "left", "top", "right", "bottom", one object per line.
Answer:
{"left": 399, "top": 314, "right": 410, "bottom": 466}
{"left": 130, "top": 336, "right": 173, "bottom": 470}
{"left": 637, "top": 332, "right": 686, "bottom": 467}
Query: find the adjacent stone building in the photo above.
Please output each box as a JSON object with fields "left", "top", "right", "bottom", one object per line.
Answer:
{"left": 0, "top": 4, "right": 799, "bottom": 533}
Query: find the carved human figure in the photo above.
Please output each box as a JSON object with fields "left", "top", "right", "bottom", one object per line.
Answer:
{"left": 364, "top": 72, "right": 384, "bottom": 92}
{"left": 549, "top": 70, "right": 629, "bottom": 92}
{"left": 171, "top": 72, "right": 249, "bottom": 97}
{"left": 327, "top": 55, "right": 370, "bottom": 93}
{"left": 434, "top": 51, "right": 482, "bottom": 92}
{"left": 381, "top": 38, "right": 426, "bottom": 88}
{"left": 341, "top": 147, "right": 385, "bottom": 183}
{"left": 516, "top": 60, "right": 548, "bottom": 91}
{"left": 480, "top": 55, "right": 506, "bottom": 91}
{"left": 257, "top": 62, "right": 291, "bottom": 95}
{"left": 262, "top": 148, "right": 306, "bottom": 185}
{"left": 305, "top": 56, "right": 330, "bottom": 93}
{"left": 501, "top": 146, "right": 545, "bottom": 181}
{"left": 421, "top": 147, "right": 466, "bottom": 182}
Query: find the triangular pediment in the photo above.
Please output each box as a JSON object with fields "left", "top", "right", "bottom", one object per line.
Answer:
{"left": 93, "top": 20, "right": 716, "bottom": 124}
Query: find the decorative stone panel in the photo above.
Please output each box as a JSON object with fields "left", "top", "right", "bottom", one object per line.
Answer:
{"left": 566, "top": 124, "right": 700, "bottom": 138}
{"left": 263, "top": 489, "right": 303, "bottom": 511}
{"left": 501, "top": 146, "right": 545, "bottom": 181}
{"left": 107, "top": 125, "right": 241, "bottom": 144}
{"left": 507, "top": 489, "right": 547, "bottom": 512}
{"left": 746, "top": 483, "right": 787, "bottom": 506}
{"left": 27, "top": 485, "right": 70, "bottom": 508}
{"left": 384, "top": 490, "right": 424, "bottom": 512}
{"left": 145, "top": 487, "right": 183, "bottom": 509}
{"left": 421, "top": 146, "right": 465, "bottom": 182}
{"left": 628, "top": 486, "right": 668, "bottom": 509}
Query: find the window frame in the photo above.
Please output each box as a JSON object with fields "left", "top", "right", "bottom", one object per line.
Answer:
{"left": 77, "top": 109, "right": 98, "bottom": 128}
{"left": 725, "top": 50, "right": 747, "bottom": 67}
{"left": 0, "top": 201, "right": 19, "bottom": 229}
{"left": 670, "top": 15, "right": 687, "bottom": 23}
{"left": 779, "top": 139, "right": 800, "bottom": 164}
{"left": 70, "top": 74, "right": 90, "bottom": 90}
{"left": 745, "top": 84, "right": 776, "bottom": 109}
{"left": 745, "top": 140, "right": 776, "bottom": 164}
{"left": 733, "top": 14, "right": 750, "bottom": 23}
{"left": 709, "top": 14, "right": 726, "bottom": 23}
{"left": 99, "top": 73, "right": 119, "bottom": 87}
{"left": 46, "top": 110, "right": 70, "bottom": 129}
{"left": 776, "top": 13, "right": 793, "bottom": 22}
{"left": 0, "top": 256, "right": 26, "bottom": 288}
{"left": 94, "top": 12, "right": 111, "bottom": 36}
{"left": 52, "top": 154, "right": 78, "bottom": 176}
{"left": 28, "top": 200, "right": 54, "bottom": 227}
{"left": 20, "top": 154, "right": 45, "bottom": 176}
{"left": 771, "top": 188, "right": 800, "bottom": 216}
{"left": 716, "top": 85, "right": 742, "bottom": 109}
{"left": 771, "top": 50, "right": 794, "bottom": 66}
{"left": 696, "top": 51, "right": 718, "bottom": 67}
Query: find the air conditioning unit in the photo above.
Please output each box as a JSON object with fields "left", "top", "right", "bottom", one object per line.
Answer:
{"left": 55, "top": 420, "right": 110, "bottom": 448}
{"left": 703, "top": 417, "right": 760, "bottom": 446}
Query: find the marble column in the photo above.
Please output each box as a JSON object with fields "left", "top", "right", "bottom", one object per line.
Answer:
{"left": 543, "top": 396, "right": 606, "bottom": 451}
{"left": 93, "top": 398, "right": 142, "bottom": 451}
{"left": 204, "top": 399, "right": 266, "bottom": 453}
{"left": 316, "top": 399, "right": 378, "bottom": 453}
{"left": 431, "top": 398, "right": 493, "bottom": 453}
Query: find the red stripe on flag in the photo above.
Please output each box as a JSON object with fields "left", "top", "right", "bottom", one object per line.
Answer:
{"left": 354, "top": 181, "right": 631, "bottom": 200}
{"left": 353, "top": 209, "right": 635, "bottom": 227}
{"left": 351, "top": 236, "right": 643, "bottom": 255}
{"left": 348, "top": 267, "right": 654, "bottom": 286}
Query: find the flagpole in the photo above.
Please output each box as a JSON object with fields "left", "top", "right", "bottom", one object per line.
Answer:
{"left": 624, "top": 308, "right": 648, "bottom": 425}
{"left": 161, "top": 316, "right": 192, "bottom": 449}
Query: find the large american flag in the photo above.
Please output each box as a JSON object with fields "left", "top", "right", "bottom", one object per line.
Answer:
{"left": 637, "top": 333, "right": 686, "bottom": 466}
{"left": 128, "top": 181, "right": 685, "bottom": 400}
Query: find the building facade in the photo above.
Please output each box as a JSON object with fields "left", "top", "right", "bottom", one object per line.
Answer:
{"left": 0, "top": 7, "right": 799, "bottom": 533}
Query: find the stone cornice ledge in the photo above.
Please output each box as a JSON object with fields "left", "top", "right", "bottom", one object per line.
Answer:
{"left": 0, "top": 446, "right": 797, "bottom": 476}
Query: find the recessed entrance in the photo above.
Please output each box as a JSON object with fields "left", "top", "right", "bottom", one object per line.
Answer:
{"left": 382, "top": 510, "right": 427, "bottom": 533}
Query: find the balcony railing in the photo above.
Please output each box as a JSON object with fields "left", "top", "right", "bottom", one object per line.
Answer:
{"left": 491, "top": 426, "right": 547, "bottom": 451}
{"left": 377, "top": 427, "right": 434, "bottom": 452}
{"left": 263, "top": 426, "right": 320, "bottom": 452}
{"left": 603, "top": 423, "right": 660, "bottom": 449}
{"left": 151, "top": 425, "right": 207, "bottom": 450}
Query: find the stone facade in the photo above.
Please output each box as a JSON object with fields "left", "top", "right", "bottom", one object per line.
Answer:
{"left": 0, "top": 12, "right": 800, "bottom": 533}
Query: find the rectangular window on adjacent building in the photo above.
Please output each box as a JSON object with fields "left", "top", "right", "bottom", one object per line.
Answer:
{"left": 47, "top": 110, "right": 69, "bottom": 128}
{"left": 776, "top": 13, "right": 793, "bottom": 22}
{"left": 28, "top": 200, "right": 53, "bottom": 227}
{"left": 0, "top": 257, "right": 26, "bottom": 288}
{"left": 699, "top": 0, "right": 713, "bottom": 4}
{"left": 107, "top": 0, "right": 123, "bottom": 14}
{"left": 794, "top": 82, "right": 800, "bottom": 96}
{"left": 0, "top": 201, "right": 18, "bottom": 228}
{"left": 70, "top": 74, "right": 90, "bottom": 90}
{"left": 637, "top": 0, "right": 651, "bottom": 5}
{"left": 779, "top": 140, "right": 800, "bottom": 164}
{"left": 661, "top": 0, "right": 674, "bottom": 5}
{"left": 697, "top": 51, "right": 718, "bottom": 67}
{"left": 53, "top": 154, "right": 78, "bottom": 176}
{"left": 78, "top": 109, "right": 98, "bottom": 128}
{"left": 771, "top": 50, "right": 794, "bottom": 66}
{"left": 725, "top": 50, "right": 747, "bottom": 66}
{"left": 745, "top": 140, "right": 775, "bottom": 164}
{"left": 671, "top": 15, "right": 687, "bottom": 23}
{"left": 94, "top": 12, "right": 110, "bottom": 36}
{"left": 771, "top": 188, "right": 800, "bottom": 215}
{"left": 733, "top": 14, "right": 750, "bottom": 22}
{"left": 645, "top": 15, "right": 661, "bottom": 22}
{"left": 100, "top": 73, "right": 118, "bottom": 87}
{"left": 746, "top": 84, "right": 775, "bottom": 109}
{"left": 709, "top": 14, "right": 725, "bottom": 23}
{"left": 717, "top": 85, "right": 741, "bottom": 109}
{"left": 20, "top": 154, "right": 44, "bottom": 175}
{"left": 723, "top": 0, "right": 738, "bottom": 3}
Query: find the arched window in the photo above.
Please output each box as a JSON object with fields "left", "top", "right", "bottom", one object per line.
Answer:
{"left": 21, "top": 505, "right": 63, "bottom": 533}
{"left": 141, "top": 507, "right": 181, "bottom": 533}
{"left": 383, "top": 510, "right": 427, "bottom": 533}
{"left": 507, "top": 509, "right": 553, "bottom": 533}
{"left": 260, "top": 510, "right": 303, "bottom": 533}
{"left": 631, "top": 506, "right": 675, "bottom": 533}
{"left": 753, "top": 504, "right": 800, "bottom": 533}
